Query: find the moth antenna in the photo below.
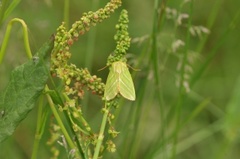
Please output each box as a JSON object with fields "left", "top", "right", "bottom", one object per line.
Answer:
{"left": 127, "top": 64, "right": 141, "bottom": 71}
{"left": 98, "top": 65, "right": 108, "bottom": 71}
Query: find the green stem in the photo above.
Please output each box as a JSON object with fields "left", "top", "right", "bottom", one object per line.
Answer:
{"left": 62, "top": 93, "right": 92, "bottom": 135}
{"left": 0, "top": 18, "right": 32, "bottom": 64}
{"left": 93, "top": 104, "right": 109, "bottom": 159}
{"left": 85, "top": 0, "right": 99, "bottom": 70}
{"left": 47, "top": 82, "right": 85, "bottom": 158}
{"left": 172, "top": 1, "right": 193, "bottom": 159}
{"left": 82, "top": 0, "right": 99, "bottom": 112}
{"left": 64, "top": 0, "right": 70, "bottom": 29}
{"left": 45, "top": 86, "right": 81, "bottom": 159}
{"left": 148, "top": 0, "right": 168, "bottom": 158}
{"left": 0, "top": 0, "right": 9, "bottom": 26}
{"left": 196, "top": 0, "right": 223, "bottom": 54}
{"left": 190, "top": 9, "right": 240, "bottom": 87}
{"left": 31, "top": 95, "right": 45, "bottom": 159}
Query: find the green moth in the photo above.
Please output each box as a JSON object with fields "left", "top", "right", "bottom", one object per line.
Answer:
{"left": 104, "top": 61, "right": 135, "bottom": 101}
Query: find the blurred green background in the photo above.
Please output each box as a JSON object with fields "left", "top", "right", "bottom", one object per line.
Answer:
{"left": 0, "top": 0, "right": 240, "bottom": 159}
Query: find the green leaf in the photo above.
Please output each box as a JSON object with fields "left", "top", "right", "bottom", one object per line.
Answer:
{"left": 0, "top": 38, "right": 54, "bottom": 142}
{"left": 104, "top": 61, "right": 135, "bottom": 101}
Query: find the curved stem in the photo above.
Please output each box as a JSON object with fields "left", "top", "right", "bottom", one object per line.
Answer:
{"left": 0, "top": 18, "right": 32, "bottom": 63}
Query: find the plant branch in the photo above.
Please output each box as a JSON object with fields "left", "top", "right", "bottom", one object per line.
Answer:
{"left": 45, "top": 86, "right": 81, "bottom": 159}
{"left": 93, "top": 104, "right": 109, "bottom": 159}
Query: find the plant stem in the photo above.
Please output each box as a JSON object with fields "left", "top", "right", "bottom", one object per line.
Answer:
{"left": 85, "top": 0, "right": 99, "bottom": 70}
{"left": 0, "top": 0, "right": 9, "bottom": 26}
{"left": 190, "top": 8, "right": 240, "bottom": 87}
{"left": 172, "top": 1, "right": 193, "bottom": 159}
{"left": 1, "top": 0, "right": 21, "bottom": 26}
{"left": 93, "top": 104, "right": 109, "bottom": 159}
{"left": 196, "top": 0, "right": 223, "bottom": 54}
{"left": 0, "top": 18, "right": 32, "bottom": 64}
{"left": 31, "top": 95, "right": 45, "bottom": 159}
{"left": 45, "top": 86, "right": 81, "bottom": 159}
{"left": 64, "top": 0, "right": 70, "bottom": 29}
{"left": 150, "top": 0, "right": 168, "bottom": 157}
{"left": 82, "top": 0, "right": 99, "bottom": 113}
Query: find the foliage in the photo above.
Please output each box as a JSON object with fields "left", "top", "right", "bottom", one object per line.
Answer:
{"left": 0, "top": 38, "right": 53, "bottom": 142}
{"left": 0, "top": 0, "right": 240, "bottom": 159}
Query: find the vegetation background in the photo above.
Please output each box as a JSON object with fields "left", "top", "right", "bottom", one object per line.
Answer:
{"left": 0, "top": 0, "right": 240, "bottom": 159}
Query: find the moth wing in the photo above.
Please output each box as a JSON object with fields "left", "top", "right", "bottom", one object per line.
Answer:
{"left": 104, "top": 67, "right": 119, "bottom": 101}
{"left": 119, "top": 64, "right": 136, "bottom": 101}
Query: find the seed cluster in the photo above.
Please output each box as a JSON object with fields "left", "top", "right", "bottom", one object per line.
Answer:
{"left": 50, "top": 0, "right": 122, "bottom": 99}
{"left": 107, "top": 9, "right": 131, "bottom": 65}
{"left": 47, "top": 0, "right": 133, "bottom": 156}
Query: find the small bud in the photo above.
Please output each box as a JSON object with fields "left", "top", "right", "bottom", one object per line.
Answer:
{"left": 67, "top": 39, "right": 73, "bottom": 46}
